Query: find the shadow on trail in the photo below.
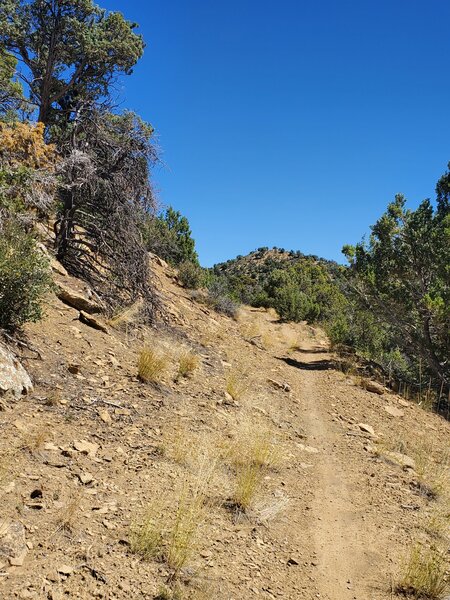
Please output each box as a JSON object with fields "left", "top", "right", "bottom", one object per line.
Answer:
{"left": 277, "top": 356, "right": 335, "bottom": 371}
{"left": 293, "top": 347, "right": 329, "bottom": 355}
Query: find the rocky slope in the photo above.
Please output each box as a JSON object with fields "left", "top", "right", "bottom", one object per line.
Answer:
{"left": 0, "top": 256, "right": 449, "bottom": 600}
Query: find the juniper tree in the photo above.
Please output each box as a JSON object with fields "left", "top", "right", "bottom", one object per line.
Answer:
{"left": 343, "top": 181, "right": 450, "bottom": 386}
{"left": 0, "top": 0, "right": 144, "bottom": 126}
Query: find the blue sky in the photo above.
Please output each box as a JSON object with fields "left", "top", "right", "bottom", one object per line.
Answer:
{"left": 103, "top": 0, "right": 450, "bottom": 266}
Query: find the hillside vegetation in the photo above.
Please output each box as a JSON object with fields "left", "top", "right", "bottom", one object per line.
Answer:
{"left": 212, "top": 184, "right": 450, "bottom": 413}
{"left": 0, "top": 2, "right": 449, "bottom": 599}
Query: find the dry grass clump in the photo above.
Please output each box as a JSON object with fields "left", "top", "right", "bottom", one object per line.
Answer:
{"left": 225, "top": 420, "right": 282, "bottom": 513}
{"left": 177, "top": 351, "right": 200, "bottom": 380}
{"left": 376, "top": 438, "right": 449, "bottom": 501}
{"left": 261, "top": 332, "right": 275, "bottom": 350}
{"left": 396, "top": 544, "right": 449, "bottom": 599}
{"left": 56, "top": 494, "right": 81, "bottom": 533}
{"left": 131, "top": 459, "right": 216, "bottom": 578}
{"left": 413, "top": 444, "right": 449, "bottom": 500}
{"left": 226, "top": 423, "right": 281, "bottom": 471}
{"left": 21, "top": 426, "right": 49, "bottom": 453}
{"left": 138, "top": 348, "right": 168, "bottom": 383}
{"left": 225, "top": 370, "right": 248, "bottom": 401}
{"left": 168, "top": 426, "right": 200, "bottom": 466}
{"left": 241, "top": 320, "right": 261, "bottom": 340}
{"left": 233, "top": 463, "right": 263, "bottom": 511}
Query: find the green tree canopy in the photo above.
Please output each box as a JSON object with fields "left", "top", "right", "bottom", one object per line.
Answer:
{"left": 343, "top": 189, "right": 449, "bottom": 385}
{"left": 0, "top": 49, "right": 24, "bottom": 117}
{"left": 143, "top": 206, "right": 199, "bottom": 266}
{"left": 0, "top": 0, "right": 144, "bottom": 125}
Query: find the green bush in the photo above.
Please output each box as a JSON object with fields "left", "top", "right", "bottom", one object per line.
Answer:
{"left": 206, "top": 279, "right": 240, "bottom": 318}
{"left": 0, "top": 224, "right": 52, "bottom": 329}
{"left": 177, "top": 261, "right": 204, "bottom": 289}
{"left": 143, "top": 207, "right": 199, "bottom": 267}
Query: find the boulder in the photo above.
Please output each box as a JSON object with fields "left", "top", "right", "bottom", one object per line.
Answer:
{"left": 57, "top": 283, "right": 102, "bottom": 314}
{"left": 364, "top": 380, "right": 385, "bottom": 395}
{"left": 385, "top": 451, "right": 416, "bottom": 470}
{"left": 0, "top": 343, "right": 32, "bottom": 397}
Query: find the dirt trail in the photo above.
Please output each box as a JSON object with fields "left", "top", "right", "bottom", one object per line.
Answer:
{"left": 299, "top": 347, "right": 370, "bottom": 599}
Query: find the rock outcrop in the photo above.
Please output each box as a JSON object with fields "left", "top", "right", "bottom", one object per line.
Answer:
{"left": 0, "top": 342, "right": 32, "bottom": 397}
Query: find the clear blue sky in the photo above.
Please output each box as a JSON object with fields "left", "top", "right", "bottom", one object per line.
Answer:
{"left": 103, "top": 0, "right": 450, "bottom": 266}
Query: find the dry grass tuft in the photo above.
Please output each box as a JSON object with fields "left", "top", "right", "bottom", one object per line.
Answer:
{"left": 225, "top": 420, "right": 282, "bottom": 513}
{"left": 226, "top": 422, "right": 282, "bottom": 471}
{"left": 413, "top": 444, "right": 449, "bottom": 500}
{"left": 21, "top": 426, "right": 49, "bottom": 453}
{"left": 131, "top": 458, "right": 216, "bottom": 578}
{"left": 396, "top": 544, "right": 449, "bottom": 599}
{"left": 241, "top": 321, "right": 261, "bottom": 340}
{"left": 56, "top": 494, "right": 81, "bottom": 533}
{"left": 168, "top": 426, "right": 199, "bottom": 466}
{"left": 138, "top": 348, "right": 168, "bottom": 383}
{"left": 261, "top": 332, "right": 275, "bottom": 350}
{"left": 225, "top": 370, "right": 248, "bottom": 401}
{"left": 233, "top": 463, "right": 264, "bottom": 511}
{"left": 177, "top": 351, "right": 200, "bottom": 380}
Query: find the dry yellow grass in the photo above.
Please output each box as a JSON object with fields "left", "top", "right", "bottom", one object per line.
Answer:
{"left": 261, "top": 332, "right": 275, "bottom": 350}
{"left": 21, "top": 426, "right": 49, "bottom": 453}
{"left": 241, "top": 320, "right": 261, "bottom": 340}
{"left": 413, "top": 443, "right": 449, "bottom": 500}
{"left": 226, "top": 421, "right": 282, "bottom": 471}
{"left": 396, "top": 544, "right": 449, "bottom": 599}
{"left": 56, "top": 494, "right": 81, "bottom": 533}
{"left": 233, "top": 463, "right": 263, "bottom": 511}
{"left": 225, "top": 370, "right": 248, "bottom": 401}
{"left": 138, "top": 348, "right": 168, "bottom": 383}
{"left": 131, "top": 458, "right": 216, "bottom": 577}
{"left": 226, "top": 419, "right": 282, "bottom": 512}
{"left": 177, "top": 351, "right": 200, "bottom": 379}
{"left": 168, "top": 426, "right": 199, "bottom": 466}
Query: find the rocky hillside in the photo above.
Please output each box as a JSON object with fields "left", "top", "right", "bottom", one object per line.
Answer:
{"left": 213, "top": 247, "right": 338, "bottom": 282}
{"left": 0, "top": 254, "right": 449, "bottom": 600}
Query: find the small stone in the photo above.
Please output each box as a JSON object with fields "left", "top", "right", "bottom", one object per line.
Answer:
{"left": 363, "top": 381, "right": 385, "bottom": 395}
{"left": 44, "top": 442, "right": 59, "bottom": 452}
{"left": 57, "top": 283, "right": 101, "bottom": 314}
{"left": 57, "top": 565, "right": 74, "bottom": 576}
{"left": 68, "top": 364, "right": 80, "bottom": 375}
{"left": 385, "top": 451, "right": 416, "bottom": 470}
{"left": 13, "top": 420, "right": 28, "bottom": 433}
{"left": 384, "top": 405, "right": 405, "bottom": 418}
{"left": 73, "top": 440, "right": 99, "bottom": 458}
{"left": 358, "top": 423, "right": 375, "bottom": 436}
{"left": 78, "top": 472, "right": 94, "bottom": 485}
{"left": 79, "top": 310, "right": 108, "bottom": 333}
{"left": 9, "top": 548, "right": 27, "bottom": 566}
{"left": 268, "top": 378, "right": 291, "bottom": 392}
{"left": 98, "top": 409, "right": 112, "bottom": 424}
{"left": 298, "top": 444, "right": 319, "bottom": 454}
